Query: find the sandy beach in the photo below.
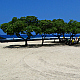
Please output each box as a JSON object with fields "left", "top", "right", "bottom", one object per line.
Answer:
{"left": 0, "top": 40, "right": 80, "bottom": 80}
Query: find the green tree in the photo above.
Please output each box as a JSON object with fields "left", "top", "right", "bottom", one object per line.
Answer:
{"left": 68, "top": 20, "right": 78, "bottom": 40}
{"left": 1, "top": 23, "right": 9, "bottom": 33}
{"left": 1, "top": 16, "right": 38, "bottom": 46}
{"left": 52, "top": 19, "right": 67, "bottom": 42}
{"left": 76, "top": 22, "right": 80, "bottom": 33}
{"left": 36, "top": 20, "right": 52, "bottom": 46}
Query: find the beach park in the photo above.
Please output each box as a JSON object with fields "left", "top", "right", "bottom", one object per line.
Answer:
{"left": 0, "top": 39, "right": 80, "bottom": 80}
{"left": 0, "top": 16, "right": 80, "bottom": 80}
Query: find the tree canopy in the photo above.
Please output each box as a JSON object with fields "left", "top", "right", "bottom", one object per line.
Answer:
{"left": 0, "top": 16, "right": 80, "bottom": 45}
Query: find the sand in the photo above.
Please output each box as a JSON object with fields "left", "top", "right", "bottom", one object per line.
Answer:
{"left": 0, "top": 40, "right": 80, "bottom": 80}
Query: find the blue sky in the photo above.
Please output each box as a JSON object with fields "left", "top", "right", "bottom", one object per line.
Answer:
{"left": 0, "top": 0, "right": 80, "bottom": 35}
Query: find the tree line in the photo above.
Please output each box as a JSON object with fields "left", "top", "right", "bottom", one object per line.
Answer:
{"left": 0, "top": 16, "right": 80, "bottom": 46}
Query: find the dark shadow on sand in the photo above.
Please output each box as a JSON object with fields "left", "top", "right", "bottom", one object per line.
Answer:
{"left": 3, "top": 42, "right": 68, "bottom": 49}
{"left": 3, "top": 41, "right": 80, "bottom": 48}
{"left": 3, "top": 44, "right": 41, "bottom": 48}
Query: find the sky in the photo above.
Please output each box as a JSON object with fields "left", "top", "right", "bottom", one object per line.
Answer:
{"left": 0, "top": 0, "right": 80, "bottom": 35}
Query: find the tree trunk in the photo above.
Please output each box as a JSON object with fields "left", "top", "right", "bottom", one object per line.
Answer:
{"left": 42, "top": 36, "right": 44, "bottom": 46}
{"left": 70, "top": 33, "right": 71, "bottom": 40}
{"left": 58, "top": 36, "right": 60, "bottom": 42}
{"left": 78, "top": 38, "right": 79, "bottom": 43}
{"left": 72, "top": 33, "right": 73, "bottom": 40}
{"left": 54, "top": 38, "right": 55, "bottom": 42}
{"left": 44, "top": 33, "right": 46, "bottom": 40}
{"left": 70, "top": 36, "right": 71, "bottom": 40}
{"left": 63, "top": 33, "right": 65, "bottom": 38}
{"left": 25, "top": 39, "right": 28, "bottom": 46}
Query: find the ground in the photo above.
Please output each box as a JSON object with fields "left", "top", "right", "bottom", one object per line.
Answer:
{"left": 0, "top": 40, "right": 80, "bottom": 80}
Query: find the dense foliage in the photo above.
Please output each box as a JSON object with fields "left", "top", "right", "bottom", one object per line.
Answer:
{"left": 1, "top": 16, "right": 80, "bottom": 45}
